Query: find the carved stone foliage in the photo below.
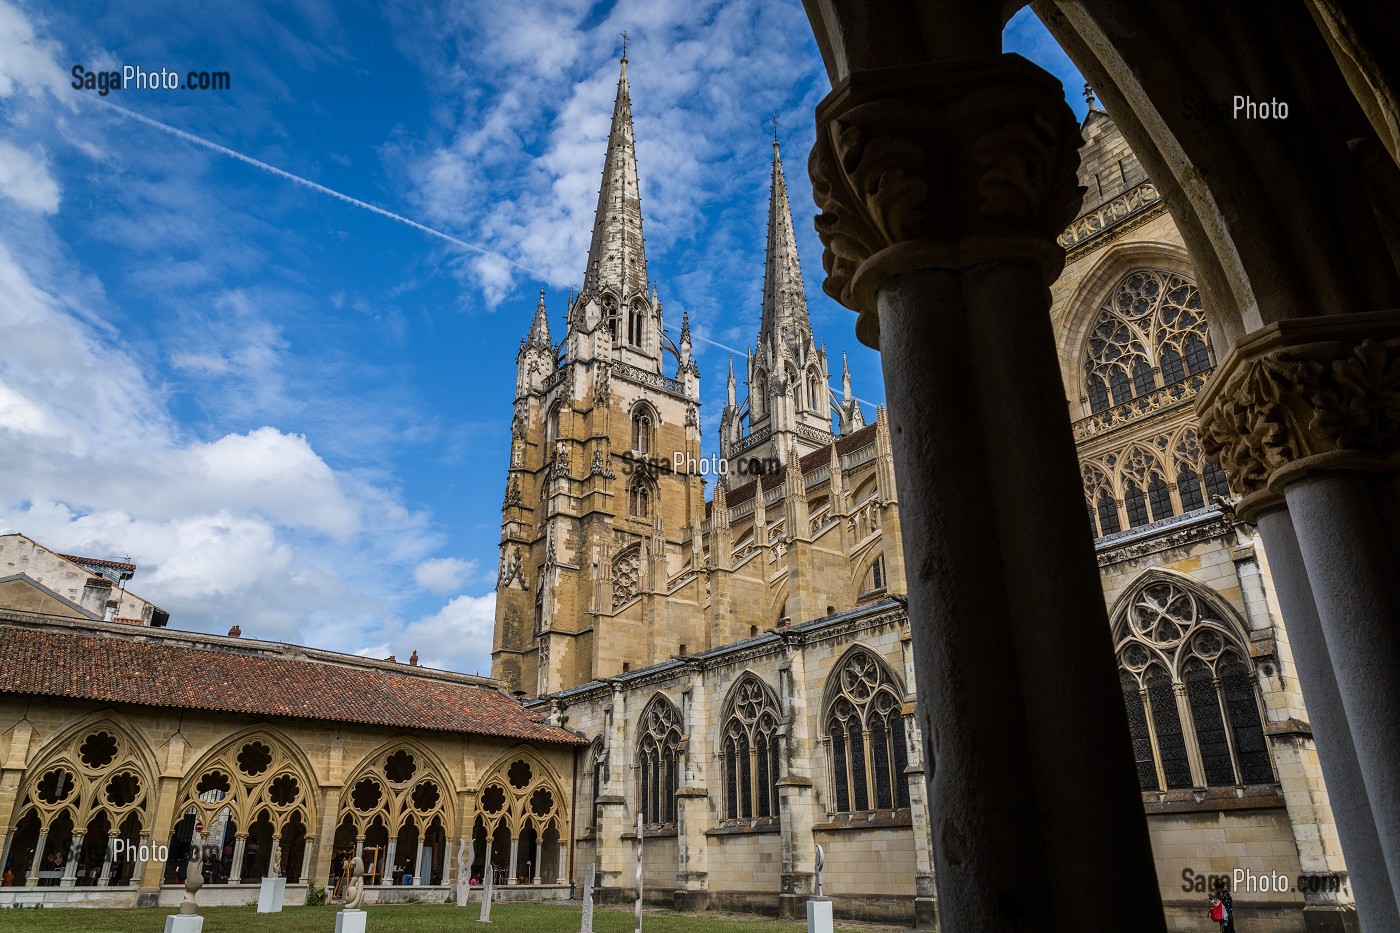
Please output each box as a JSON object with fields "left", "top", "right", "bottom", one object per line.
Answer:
{"left": 809, "top": 57, "right": 1084, "bottom": 343}
{"left": 1198, "top": 319, "right": 1400, "bottom": 507}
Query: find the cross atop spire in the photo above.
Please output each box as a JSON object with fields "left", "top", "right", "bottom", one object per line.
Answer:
{"left": 620, "top": 26, "right": 629, "bottom": 61}
{"left": 771, "top": 112, "right": 779, "bottom": 146}
{"left": 581, "top": 55, "right": 649, "bottom": 302}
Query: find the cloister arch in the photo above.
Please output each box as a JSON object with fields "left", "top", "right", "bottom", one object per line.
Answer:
{"left": 469, "top": 747, "right": 569, "bottom": 886}
{"left": 6, "top": 712, "right": 158, "bottom": 887}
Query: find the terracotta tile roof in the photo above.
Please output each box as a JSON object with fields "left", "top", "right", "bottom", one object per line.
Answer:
{"left": 0, "top": 623, "right": 585, "bottom": 745}
{"left": 56, "top": 553, "right": 137, "bottom": 572}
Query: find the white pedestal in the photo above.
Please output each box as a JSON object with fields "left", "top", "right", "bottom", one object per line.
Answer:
{"left": 164, "top": 916, "right": 205, "bottom": 933}
{"left": 806, "top": 897, "right": 834, "bottom": 933}
{"left": 335, "top": 909, "right": 368, "bottom": 933}
{"left": 257, "top": 877, "right": 287, "bottom": 913}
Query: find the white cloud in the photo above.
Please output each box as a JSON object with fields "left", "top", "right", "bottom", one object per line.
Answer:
{"left": 394, "top": 592, "right": 497, "bottom": 673}
{"left": 0, "top": 140, "right": 60, "bottom": 213}
{"left": 413, "top": 556, "right": 477, "bottom": 594}
{"left": 0, "top": 0, "right": 69, "bottom": 102}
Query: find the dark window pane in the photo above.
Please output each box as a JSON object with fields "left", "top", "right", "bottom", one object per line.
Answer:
{"left": 755, "top": 736, "right": 771, "bottom": 819}
{"left": 1088, "top": 377, "right": 1110, "bottom": 414}
{"left": 1178, "top": 468, "right": 1205, "bottom": 512}
{"left": 1121, "top": 673, "right": 1158, "bottom": 791}
{"left": 1133, "top": 358, "right": 1156, "bottom": 397}
{"left": 871, "top": 717, "right": 892, "bottom": 809}
{"left": 1186, "top": 668, "right": 1236, "bottom": 786}
{"left": 1125, "top": 482, "right": 1149, "bottom": 528}
{"left": 1148, "top": 475, "right": 1174, "bottom": 523}
{"left": 1204, "top": 461, "right": 1231, "bottom": 501}
{"left": 1110, "top": 369, "right": 1133, "bottom": 406}
{"left": 831, "top": 729, "right": 849, "bottom": 813}
{"left": 1221, "top": 661, "right": 1274, "bottom": 784}
{"left": 738, "top": 735, "right": 752, "bottom": 819}
{"left": 1184, "top": 333, "right": 1212, "bottom": 374}
{"left": 1161, "top": 344, "right": 1186, "bottom": 384}
{"left": 1098, "top": 489, "right": 1122, "bottom": 535}
{"left": 849, "top": 722, "right": 868, "bottom": 811}
{"left": 892, "top": 717, "right": 910, "bottom": 808}
{"left": 1148, "top": 675, "right": 1193, "bottom": 788}
{"left": 724, "top": 739, "right": 737, "bottom": 819}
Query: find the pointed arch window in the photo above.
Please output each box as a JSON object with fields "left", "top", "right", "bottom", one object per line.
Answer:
{"left": 1084, "top": 270, "right": 1211, "bottom": 413}
{"left": 721, "top": 676, "right": 782, "bottom": 820}
{"left": 627, "top": 302, "right": 645, "bottom": 347}
{"left": 630, "top": 406, "right": 654, "bottom": 455}
{"left": 1115, "top": 577, "right": 1274, "bottom": 792}
{"left": 603, "top": 295, "right": 619, "bottom": 341}
{"left": 807, "top": 372, "right": 823, "bottom": 411}
{"left": 628, "top": 480, "right": 651, "bottom": 519}
{"left": 823, "top": 649, "right": 910, "bottom": 814}
{"left": 637, "top": 696, "right": 682, "bottom": 826}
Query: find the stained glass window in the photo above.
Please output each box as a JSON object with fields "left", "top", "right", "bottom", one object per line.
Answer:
{"left": 1115, "top": 577, "right": 1275, "bottom": 792}
{"left": 637, "top": 696, "right": 682, "bottom": 827}
{"left": 1085, "top": 270, "right": 1211, "bottom": 405}
{"left": 720, "top": 676, "right": 782, "bottom": 821}
{"left": 824, "top": 649, "right": 909, "bottom": 813}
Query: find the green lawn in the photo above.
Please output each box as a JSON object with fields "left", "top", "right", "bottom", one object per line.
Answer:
{"left": 0, "top": 902, "right": 913, "bottom": 932}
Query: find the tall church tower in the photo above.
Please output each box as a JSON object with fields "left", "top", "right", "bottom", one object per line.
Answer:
{"left": 492, "top": 54, "right": 705, "bottom": 696}
{"left": 719, "top": 137, "right": 862, "bottom": 477}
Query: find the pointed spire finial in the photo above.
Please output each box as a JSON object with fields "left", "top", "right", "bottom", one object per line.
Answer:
{"left": 620, "top": 25, "right": 629, "bottom": 62}
{"left": 1084, "top": 82, "right": 1097, "bottom": 110}
{"left": 771, "top": 112, "right": 779, "bottom": 147}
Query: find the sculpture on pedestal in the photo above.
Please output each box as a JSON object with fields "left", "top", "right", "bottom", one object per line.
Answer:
{"left": 344, "top": 856, "right": 365, "bottom": 910}
{"left": 180, "top": 847, "right": 203, "bottom": 916}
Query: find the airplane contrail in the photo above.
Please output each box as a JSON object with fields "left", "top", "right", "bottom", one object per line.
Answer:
{"left": 101, "top": 102, "right": 545, "bottom": 279}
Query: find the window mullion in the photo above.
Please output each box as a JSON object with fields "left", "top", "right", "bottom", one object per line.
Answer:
{"left": 1173, "top": 682, "right": 1206, "bottom": 787}
{"left": 1142, "top": 686, "right": 1167, "bottom": 791}
{"left": 1214, "top": 677, "right": 1243, "bottom": 785}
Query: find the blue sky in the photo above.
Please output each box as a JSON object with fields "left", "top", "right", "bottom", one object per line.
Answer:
{"left": 0, "top": 0, "right": 1084, "bottom": 674}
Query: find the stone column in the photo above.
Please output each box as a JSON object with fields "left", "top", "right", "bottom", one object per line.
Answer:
{"left": 99, "top": 833, "right": 117, "bottom": 886}
{"left": 1200, "top": 312, "right": 1400, "bottom": 925}
{"left": 60, "top": 831, "right": 82, "bottom": 887}
{"left": 481, "top": 839, "right": 492, "bottom": 884}
{"left": 384, "top": 839, "right": 398, "bottom": 884}
{"left": 300, "top": 835, "right": 314, "bottom": 884}
{"left": 0, "top": 830, "right": 14, "bottom": 883}
{"left": 231, "top": 834, "right": 247, "bottom": 884}
{"left": 533, "top": 837, "right": 543, "bottom": 884}
{"left": 507, "top": 836, "right": 519, "bottom": 885}
{"left": 414, "top": 839, "right": 425, "bottom": 885}
{"left": 26, "top": 830, "right": 46, "bottom": 887}
{"left": 808, "top": 55, "right": 1165, "bottom": 933}
{"left": 556, "top": 841, "right": 567, "bottom": 884}
{"left": 131, "top": 832, "right": 150, "bottom": 888}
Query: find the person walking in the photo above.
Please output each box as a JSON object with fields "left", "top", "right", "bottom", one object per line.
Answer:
{"left": 1211, "top": 876, "right": 1236, "bottom": 932}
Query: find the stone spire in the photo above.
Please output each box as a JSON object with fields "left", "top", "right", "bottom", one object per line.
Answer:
{"left": 526, "top": 288, "right": 551, "bottom": 348}
{"left": 582, "top": 55, "right": 649, "bottom": 301}
{"left": 758, "top": 136, "right": 811, "bottom": 352}
{"left": 727, "top": 357, "right": 737, "bottom": 408}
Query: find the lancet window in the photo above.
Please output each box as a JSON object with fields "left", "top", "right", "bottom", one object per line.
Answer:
{"left": 823, "top": 648, "right": 910, "bottom": 814}
{"left": 1114, "top": 576, "right": 1274, "bottom": 792}
{"left": 720, "top": 675, "right": 781, "bottom": 820}
{"left": 637, "top": 695, "right": 682, "bottom": 826}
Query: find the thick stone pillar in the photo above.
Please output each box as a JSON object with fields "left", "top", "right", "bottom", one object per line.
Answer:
{"left": 1200, "top": 312, "right": 1400, "bottom": 927}
{"left": 808, "top": 55, "right": 1166, "bottom": 933}
{"left": 673, "top": 667, "right": 709, "bottom": 911}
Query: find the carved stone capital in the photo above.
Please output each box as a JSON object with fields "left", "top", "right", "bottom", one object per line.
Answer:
{"left": 1197, "top": 310, "right": 1400, "bottom": 520}
{"left": 808, "top": 54, "right": 1084, "bottom": 345}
